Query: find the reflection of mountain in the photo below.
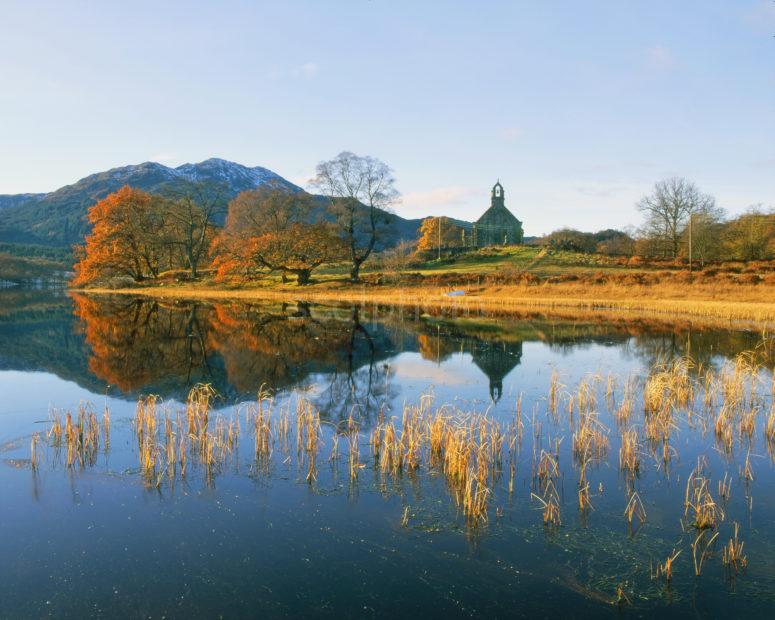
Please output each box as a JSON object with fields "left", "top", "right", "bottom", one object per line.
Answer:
{"left": 1, "top": 291, "right": 771, "bottom": 413}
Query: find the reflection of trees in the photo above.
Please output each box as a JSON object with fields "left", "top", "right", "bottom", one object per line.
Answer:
{"left": 72, "top": 296, "right": 399, "bottom": 409}
{"left": 68, "top": 294, "right": 774, "bottom": 408}
{"left": 206, "top": 302, "right": 348, "bottom": 393}
{"left": 313, "top": 308, "right": 397, "bottom": 422}
{"left": 72, "top": 294, "right": 210, "bottom": 392}
{"left": 625, "top": 327, "right": 773, "bottom": 374}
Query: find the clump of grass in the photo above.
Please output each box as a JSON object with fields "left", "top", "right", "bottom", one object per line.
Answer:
{"left": 651, "top": 548, "right": 681, "bottom": 583}
{"left": 102, "top": 406, "right": 111, "bottom": 450}
{"left": 548, "top": 370, "right": 562, "bottom": 419}
{"left": 30, "top": 432, "right": 42, "bottom": 470}
{"left": 741, "top": 450, "right": 754, "bottom": 482}
{"left": 691, "top": 530, "right": 719, "bottom": 576}
{"left": 535, "top": 449, "right": 559, "bottom": 490}
{"left": 573, "top": 411, "right": 609, "bottom": 465}
{"left": 614, "top": 378, "right": 635, "bottom": 425}
{"left": 721, "top": 522, "right": 748, "bottom": 575}
{"left": 766, "top": 402, "right": 775, "bottom": 453}
{"left": 644, "top": 357, "right": 694, "bottom": 416}
{"left": 253, "top": 399, "right": 272, "bottom": 465}
{"left": 48, "top": 410, "right": 63, "bottom": 447}
{"left": 624, "top": 491, "right": 647, "bottom": 527}
{"left": 618, "top": 428, "right": 640, "bottom": 477}
{"left": 577, "top": 476, "right": 593, "bottom": 514}
{"left": 605, "top": 372, "right": 616, "bottom": 411}
{"left": 718, "top": 473, "right": 732, "bottom": 503}
{"left": 295, "top": 399, "right": 321, "bottom": 483}
{"left": 714, "top": 403, "right": 735, "bottom": 454}
{"left": 348, "top": 418, "right": 361, "bottom": 482}
{"left": 684, "top": 461, "right": 724, "bottom": 530}
{"left": 575, "top": 379, "right": 596, "bottom": 417}
{"left": 531, "top": 480, "right": 561, "bottom": 527}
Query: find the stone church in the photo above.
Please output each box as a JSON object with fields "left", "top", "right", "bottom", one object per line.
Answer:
{"left": 472, "top": 181, "right": 523, "bottom": 247}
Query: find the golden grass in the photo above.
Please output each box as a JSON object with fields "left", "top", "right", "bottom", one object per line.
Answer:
{"left": 684, "top": 460, "right": 725, "bottom": 530}
{"left": 722, "top": 522, "right": 748, "bottom": 574}
{"left": 624, "top": 491, "right": 647, "bottom": 527}
{"left": 79, "top": 277, "right": 775, "bottom": 328}
{"left": 651, "top": 548, "right": 681, "bottom": 583}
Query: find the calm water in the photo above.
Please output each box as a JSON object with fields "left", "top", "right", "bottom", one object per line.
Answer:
{"left": 0, "top": 290, "right": 773, "bottom": 618}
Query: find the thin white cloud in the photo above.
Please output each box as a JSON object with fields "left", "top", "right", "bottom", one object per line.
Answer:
{"left": 267, "top": 62, "right": 319, "bottom": 80}
{"left": 499, "top": 127, "right": 523, "bottom": 141}
{"left": 293, "top": 170, "right": 317, "bottom": 187}
{"left": 150, "top": 152, "right": 181, "bottom": 165}
{"left": 574, "top": 182, "right": 627, "bottom": 198}
{"left": 294, "top": 62, "right": 318, "bottom": 78}
{"left": 646, "top": 45, "right": 673, "bottom": 69}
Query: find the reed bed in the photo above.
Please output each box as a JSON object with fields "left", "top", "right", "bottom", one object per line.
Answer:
{"left": 29, "top": 346, "right": 774, "bottom": 595}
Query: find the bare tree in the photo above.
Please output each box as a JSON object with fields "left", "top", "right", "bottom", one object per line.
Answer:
{"left": 162, "top": 182, "right": 226, "bottom": 278}
{"left": 680, "top": 209, "right": 725, "bottom": 266}
{"left": 636, "top": 177, "right": 719, "bottom": 258}
{"left": 310, "top": 152, "right": 399, "bottom": 282}
{"left": 380, "top": 239, "right": 417, "bottom": 275}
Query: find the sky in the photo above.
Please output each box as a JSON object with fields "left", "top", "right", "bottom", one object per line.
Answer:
{"left": 0, "top": 0, "right": 773, "bottom": 235}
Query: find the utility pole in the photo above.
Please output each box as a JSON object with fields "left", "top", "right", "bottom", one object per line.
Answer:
{"left": 688, "top": 213, "right": 693, "bottom": 272}
{"left": 438, "top": 217, "right": 442, "bottom": 261}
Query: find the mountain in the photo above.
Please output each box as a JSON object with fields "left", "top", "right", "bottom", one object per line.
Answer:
{"left": 0, "top": 158, "right": 426, "bottom": 248}
{"left": 0, "top": 159, "right": 306, "bottom": 246}
{"left": 0, "top": 193, "right": 46, "bottom": 210}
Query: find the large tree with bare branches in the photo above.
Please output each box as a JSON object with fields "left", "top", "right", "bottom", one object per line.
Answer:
{"left": 310, "top": 151, "right": 399, "bottom": 282}
{"left": 162, "top": 182, "right": 226, "bottom": 278}
{"left": 636, "top": 177, "right": 720, "bottom": 258}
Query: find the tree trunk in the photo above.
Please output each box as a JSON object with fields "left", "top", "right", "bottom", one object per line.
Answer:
{"left": 350, "top": 261, "right": 362, "bottom": 283}
{"left": 295, "top": 269, "right": 312, "bottom": 286}
{"left": 187, "top": 247, "right": 198, "bottom": 279}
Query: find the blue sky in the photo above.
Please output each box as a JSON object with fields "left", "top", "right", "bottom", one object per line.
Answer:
{"left": 1, "top": 0, "right": 773, "bottom": 234}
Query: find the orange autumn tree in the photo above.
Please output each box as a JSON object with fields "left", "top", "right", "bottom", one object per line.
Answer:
{"left": 72, "top": 186, "right": 165, "bottom": 286}
{"left": 417, "top": 216, "right": 467, "bottom": 252}
{"left": 211, "top": 187, "right": 345, "bottom": 285}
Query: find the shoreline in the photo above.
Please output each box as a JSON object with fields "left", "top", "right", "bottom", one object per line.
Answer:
{"left": 73, "top": 281, "right": 775, "bottom": 329}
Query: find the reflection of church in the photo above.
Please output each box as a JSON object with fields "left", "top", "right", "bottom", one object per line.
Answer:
{"left": 417, "top": 330, "right": 523, "bottom": 402}
{"left": 469, "top": 340, "right": 522, "bottom": 401}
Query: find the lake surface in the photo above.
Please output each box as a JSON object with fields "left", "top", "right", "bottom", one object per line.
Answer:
{"left": 1, "top": 289, "right": 773, "bottom": 618}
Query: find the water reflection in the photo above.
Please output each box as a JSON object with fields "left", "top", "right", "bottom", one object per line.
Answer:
{"left": 0, "top": 290, "right": 771, "bottom": 413}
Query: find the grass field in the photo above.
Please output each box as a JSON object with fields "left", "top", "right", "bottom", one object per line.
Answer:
{"left": 75, "top": 248, "right": 775, "bottom": 328}
{"left": 399, "top": 246, "right": 629, "bottom": 276}
{"left": 314, "top": 246, "right": 632, "bottom": 278}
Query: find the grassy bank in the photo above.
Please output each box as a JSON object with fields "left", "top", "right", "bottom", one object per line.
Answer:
{"left": 79, "top": 277, "right": 775, "bottom": 328}
{"left": 73, "top": 248, "right": 775, "bottom": 327}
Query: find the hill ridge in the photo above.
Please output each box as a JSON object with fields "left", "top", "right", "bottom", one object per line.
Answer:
{"left": 0, "top": 158, "right": 425, "bottom": 247}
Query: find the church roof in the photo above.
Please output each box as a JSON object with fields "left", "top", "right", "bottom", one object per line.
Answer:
{"left": 476, "top": 181, "right": 522, "bottom": 225}
{"left": 476, "top": 204, "right": 521, "bottom": 226}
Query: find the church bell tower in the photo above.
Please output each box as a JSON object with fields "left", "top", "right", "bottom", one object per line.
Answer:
{"left": 491, "top": 180, "right": 505, "bottom": 209}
